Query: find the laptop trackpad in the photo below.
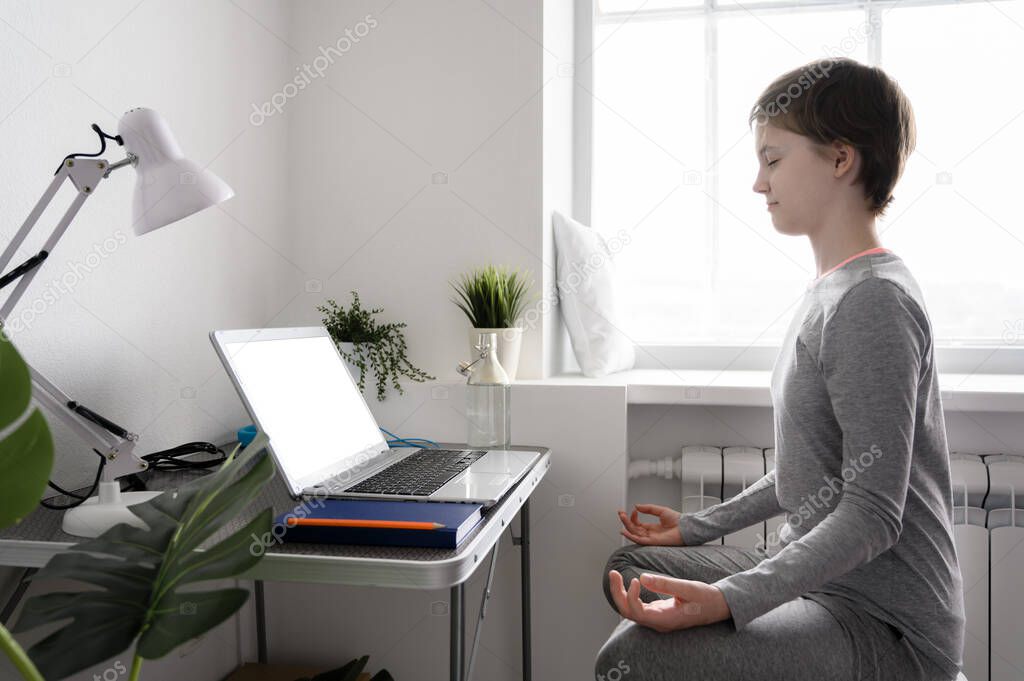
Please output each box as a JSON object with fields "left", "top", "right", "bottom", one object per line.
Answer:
{"left": 434, "top": 470, "right": 513, "bottom": 498}
{"left": 431, "top": 450, "right": 536, "bottom": 501}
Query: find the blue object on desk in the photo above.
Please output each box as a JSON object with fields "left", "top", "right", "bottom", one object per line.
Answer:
{"left": 237, "top": 424, "right": 257, "bottom": 447}
{"left": 276, "top": 499, "right": 485, "bottom": 549}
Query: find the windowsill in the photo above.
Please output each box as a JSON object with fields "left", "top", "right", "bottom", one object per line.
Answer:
{"left": 515, "top": 369, "right": 1024, "bottom": 412}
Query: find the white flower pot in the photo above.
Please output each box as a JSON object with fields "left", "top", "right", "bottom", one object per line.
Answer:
{"left": 336, "top": 342, "right": 368, "bottom": 390}
{"left": 468, "top": 327, "right": 523, "bottom": 380}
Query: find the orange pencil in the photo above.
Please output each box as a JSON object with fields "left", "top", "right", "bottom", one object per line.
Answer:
{"left": 285, "top": 517, "right": 445, "bottom": 530}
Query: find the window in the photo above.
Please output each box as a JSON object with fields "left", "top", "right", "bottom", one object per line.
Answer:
{"left": 589, "top": 0, "right": 1024, "bottom": 354}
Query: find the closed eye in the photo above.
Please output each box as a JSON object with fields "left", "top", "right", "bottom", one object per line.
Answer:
{"left": 767, "top": 160, "right": 778, "bottom": 167}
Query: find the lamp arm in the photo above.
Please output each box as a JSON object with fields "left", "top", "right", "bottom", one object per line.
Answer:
{"left": 27, "top": 364, "right": 143, "bottom": 481}
{"left": 0, "top": 168, "right": 67, "bottom": 283}
{"left": 0, "top": 156, "right": 148, "bottom": 484}
{"left": 0, "top": 159, "right": 108, "bottom": 320}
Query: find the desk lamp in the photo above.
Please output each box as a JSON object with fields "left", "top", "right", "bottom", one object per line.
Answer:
{"left": 0, "top": 108, "right": 233, "bottom": 537}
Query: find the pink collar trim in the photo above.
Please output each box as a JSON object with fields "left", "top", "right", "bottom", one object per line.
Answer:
{"left": 815, "top": 246, "right": 891, "bottom": 281}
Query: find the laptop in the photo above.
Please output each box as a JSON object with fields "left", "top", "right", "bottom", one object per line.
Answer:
{"left": 210, "top": 326, "right": 542, "bottom": 506}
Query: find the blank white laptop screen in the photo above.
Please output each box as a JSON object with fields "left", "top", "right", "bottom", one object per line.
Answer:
{"left": 223, "top": 334, "right": 386, "bottom": 488}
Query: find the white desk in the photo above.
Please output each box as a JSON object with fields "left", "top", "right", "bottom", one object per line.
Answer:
{"left": 0, "top": 444, "right": 551, "bottom": 681}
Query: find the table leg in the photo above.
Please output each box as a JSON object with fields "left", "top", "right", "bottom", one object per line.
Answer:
{"left": 450, "top": 581, "right": 464, "bottom": 681}
{"left": 467, "top": 541, "right": 500, "bottom": 680}
{"left": 521, "top": 499, "right": 531, "bottom": 681}
{"left": 255, "top": 580, "right": 268, "bottom": 664}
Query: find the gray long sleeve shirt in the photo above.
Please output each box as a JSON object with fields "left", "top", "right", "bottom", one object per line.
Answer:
{"left": 679, "top": 249, "right": 965, "bottom": 678}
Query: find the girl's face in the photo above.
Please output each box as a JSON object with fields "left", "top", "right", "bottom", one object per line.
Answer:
{"left": 752, "top": 122, "right": 843, "bottom": 237}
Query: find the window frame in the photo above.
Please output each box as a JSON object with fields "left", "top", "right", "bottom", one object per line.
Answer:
{"left": 578, "top": 0, "right": 1024, "bottom": 374}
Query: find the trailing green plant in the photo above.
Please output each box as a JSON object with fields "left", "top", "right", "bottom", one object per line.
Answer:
{"left": 318, "top": 291, "right": 434, "bottom": 402}
{"left": 450, "top": 265, "right": 533, "bottom": 329}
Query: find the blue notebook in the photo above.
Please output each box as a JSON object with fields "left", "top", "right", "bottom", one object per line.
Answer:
{"left": 276, "top": 499, "right": 485, "bottom": 549}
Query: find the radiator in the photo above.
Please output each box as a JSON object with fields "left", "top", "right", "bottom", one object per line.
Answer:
{"left": 628, "top": 446, "right": 1024, "bottom": 681}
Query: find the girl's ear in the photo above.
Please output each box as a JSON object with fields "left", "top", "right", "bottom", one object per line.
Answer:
{"left": 832, "top": 140, "right": 856, "bottom": 178}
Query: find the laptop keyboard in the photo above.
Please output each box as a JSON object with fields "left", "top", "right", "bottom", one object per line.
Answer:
{"left": 343, "top": 449, "right": 488, "bottom": 496}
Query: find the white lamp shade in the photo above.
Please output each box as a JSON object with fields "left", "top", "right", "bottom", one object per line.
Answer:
{"left": 117, "top": 108, "right": 234, "bottom": 236}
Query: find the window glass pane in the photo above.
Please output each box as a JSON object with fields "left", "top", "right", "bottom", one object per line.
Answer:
{"left": 592, "top": 17, "right": 707, "bottom": 343}
{"left": 591, "top": 1, "right": 1024, "bottom": 347}
{"left": 598, "top": 0, "right": 703, "bottom": 13}
{"left": 715, "top": 9, "right": 869, "bottom": 343}
{"left": 716, "top": 0, "right": 841, "bottom": 7}
{"left": 882, "top": 0, "right": 1024, "bottom": 343}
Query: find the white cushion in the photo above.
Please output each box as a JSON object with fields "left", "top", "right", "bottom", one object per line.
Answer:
{"left": 552, "top": 211, "right": 635, "bottom": 377}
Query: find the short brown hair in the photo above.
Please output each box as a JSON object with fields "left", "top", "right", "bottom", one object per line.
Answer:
{"left": 748, "top": 58, "right": 916, "bottom": 218}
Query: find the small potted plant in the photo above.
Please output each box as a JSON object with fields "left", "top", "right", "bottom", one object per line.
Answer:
{"left": 318, "top": 291, "right": 434, "bottom": 401}
{"left": 450, "top": 265, "right": 533, "bottom": 380}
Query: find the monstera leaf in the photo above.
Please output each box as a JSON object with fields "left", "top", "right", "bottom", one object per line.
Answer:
{"left": 0, "top": 335, "right": 53, "bottom": 681}
{"left": 0, "top": 334, "right": 53, "bottom": 528}
{"left": 13, "top": 432, "right": 275, "bottom": 680}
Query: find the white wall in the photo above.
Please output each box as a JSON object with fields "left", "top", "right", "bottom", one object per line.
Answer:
{"left": 0, "top": 0, "right": 578, "bottom": 500}
{"left": 0, "top": 0, "right": 296, "bottom": 486}
{"left": 0, "top": 2, "right": 292, "bottom": 680}
{"left": 282, "top": 0, "right": 563, "bottom": 383}
{"left": 1, "top": 2, "right": 600, "bottom": 680}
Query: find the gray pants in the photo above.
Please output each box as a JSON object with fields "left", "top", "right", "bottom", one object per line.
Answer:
{"left": 597, "top": 544, "right": 953, "bottom": 681}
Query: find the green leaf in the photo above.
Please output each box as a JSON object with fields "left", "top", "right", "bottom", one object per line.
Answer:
{"left": 0, "top": 335, "right": 54, "bottom": 681}
{"left": 24, "top": 552, "right": 156, "bottom": 594}
{"left": 0, "top": 333, "right": 31, "bottom": 426}
{"left": 16, "top": 434, "right": 276, "bottom": 679}
{"left": 309, "top": 656, "right": 367, "bottom": 681}
{"left": 449, "top": 265, "right": 534, "bottom": 329}
{"left": 0, "top": 335, "right": 54, "bottom": 529}
{"left": 72, "top": 512, "right": 178, "bottom": 564}
{"left": 12, "top": 591, "right": 145, "bottom": 680}
{"left": 319, "top": 291, "right": 434, "bottom": 402}
{"left": 302, "top": 655, "right": 394, "bottom": 681}
{"left": 175, "top": 509, "right": 272, "bottom": 585}
{"left": 172, "top": 451, "right": 274, "bottom": 555}
{"left": 136, "top": 588, "right": 249, "bottom": 659}
{"left": 0, "top": 411, "right": 53, "bottom": 528}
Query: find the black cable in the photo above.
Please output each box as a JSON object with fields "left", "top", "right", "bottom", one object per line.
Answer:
{"left": 38, "top": 441, "right": 225, "bottom": 511}
{"left": 40, "top": 449, "right": 105, "bottom": 510}
{"left": 46, "top": 479, "right": 89, "bottom": 500}
{"left": 141, "top": 441, "right": 226, "bottom": 471}
{"left": 55, "top": 123, "right": 123, "bottom": 175}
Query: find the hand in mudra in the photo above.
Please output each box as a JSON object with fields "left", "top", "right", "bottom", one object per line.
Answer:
{"left": 617, "top": 504, "right": 685, "bottom": 546}
{"left": 607, "top": 570, "right": 731, "bottom": 631}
